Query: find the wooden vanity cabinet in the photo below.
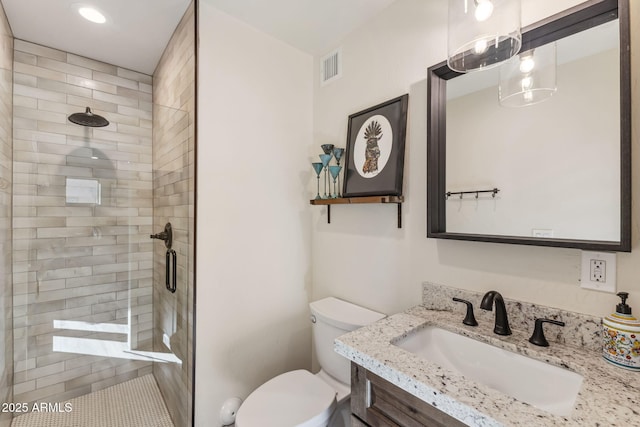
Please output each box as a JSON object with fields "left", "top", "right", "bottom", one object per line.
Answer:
{"left": 350, "top": 363, "right": 467, "bottom": 427}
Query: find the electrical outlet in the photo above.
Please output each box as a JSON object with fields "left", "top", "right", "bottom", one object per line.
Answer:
{"left": 580, "top": 251, "right": 616, "bottom": 293}
{"left": 590, "top": 259, "right": 606, "bottom": 282}
{"left": 532, "top": 229, "right": 554, "bottom": 238}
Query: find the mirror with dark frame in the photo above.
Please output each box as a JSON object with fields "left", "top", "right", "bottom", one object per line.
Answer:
{"left": 427, "top": 0, "right": 631, "bottom": 252}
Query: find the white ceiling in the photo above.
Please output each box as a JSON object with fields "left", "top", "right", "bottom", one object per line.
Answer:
{"left": 0, "top": 0, "right": 397, "bottom": 76}
{"left": 203, "top": 0, "right": 398, "bottom": 55}
{"left": 1, "top": 0, "right": 192, "bottom": 74}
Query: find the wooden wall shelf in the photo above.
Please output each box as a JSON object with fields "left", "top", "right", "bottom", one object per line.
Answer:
{"left": 310, "top": 196, "right": 404, "bottom": 228}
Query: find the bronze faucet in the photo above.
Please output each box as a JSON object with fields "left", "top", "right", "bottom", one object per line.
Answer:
{"left": 480, "top": 291, "right": 512, "bottom": 336}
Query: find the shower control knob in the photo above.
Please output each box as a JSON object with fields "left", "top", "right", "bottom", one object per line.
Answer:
{"left": 150, "top": 231, "right": 168, "bottom": 240}
{"left": 150, "top": 222, "right": 172, "bottom": 249}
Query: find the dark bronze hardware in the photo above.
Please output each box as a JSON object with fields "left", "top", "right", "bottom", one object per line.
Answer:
{"left": 152, "top": 222, "right": 176, "bottom": 293}
{"left": 452, "top": 298, "right": 478, "bottom": 326}
{"left": 480, "top": 291, "right": 512, "bottom": 336}
{"left": 445, "top": 188, "right": 500, "bottom": 200}
{"left": 529, "top": 318, "right": 565, "bottom": 347}
{"left": 150, "top": 222, "right": 172, "bottom": 249}
{"left": 166, "top": 249, "right": 177, "bottom": 293}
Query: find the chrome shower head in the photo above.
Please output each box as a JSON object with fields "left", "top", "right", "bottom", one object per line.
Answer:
{"left": 68, "top": 107, "right": 109, "bottom": 127}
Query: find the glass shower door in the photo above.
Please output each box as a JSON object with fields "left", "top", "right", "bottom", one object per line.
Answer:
{"left": 12, "top": 113, "right": 158, "bottom": 406}
{"left": 151, "top": 103, "right": 194, "bottom": 427}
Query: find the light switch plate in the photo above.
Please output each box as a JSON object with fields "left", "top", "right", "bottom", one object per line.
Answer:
{"left": 580, "top": 251, "right": 616, "bottom": 293}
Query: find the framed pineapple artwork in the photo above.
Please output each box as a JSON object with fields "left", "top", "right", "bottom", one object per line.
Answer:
{"left": 342, "top": 94, "right": 409, "bottom": 197}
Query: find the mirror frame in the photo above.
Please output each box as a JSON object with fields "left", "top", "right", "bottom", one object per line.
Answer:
{"left": 427, "top": 0, "right": 631, "bottom": 252}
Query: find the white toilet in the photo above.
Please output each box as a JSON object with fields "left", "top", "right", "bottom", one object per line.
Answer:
{"left": 235, "top": 297, "right": 385, "bottom": 427}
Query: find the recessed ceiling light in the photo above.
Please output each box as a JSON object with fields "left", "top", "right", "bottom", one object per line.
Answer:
{"left": 78, "top": 6, "right": 106, "bottom": 24}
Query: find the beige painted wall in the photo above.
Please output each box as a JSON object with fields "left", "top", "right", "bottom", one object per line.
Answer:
{"left": 196, "top": 2, "right": 314, "bottom": 425}
{"left": 311, "top": 0, "right": 639, "bottom": 319}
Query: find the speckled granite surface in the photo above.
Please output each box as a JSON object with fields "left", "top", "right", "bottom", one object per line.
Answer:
{"left": 335, "top": 283, "right": 640, "bottom": 426}
{"left": 421, "top": 282, "right": 603, "bottom": 352}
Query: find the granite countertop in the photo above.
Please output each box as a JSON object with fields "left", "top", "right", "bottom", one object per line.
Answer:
{"left": 335, "top": 304, "right": 640, "bottom": 427}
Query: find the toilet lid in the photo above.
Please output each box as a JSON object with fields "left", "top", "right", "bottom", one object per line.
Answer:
{"left": 235, "top": 370, "right": 337, "bottom": 427}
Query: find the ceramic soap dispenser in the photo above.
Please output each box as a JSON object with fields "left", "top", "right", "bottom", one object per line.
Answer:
{"left": 603, "top": 292, "right": 640, "bottom": 371}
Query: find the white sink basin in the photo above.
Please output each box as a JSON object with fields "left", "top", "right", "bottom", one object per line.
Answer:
{"left": 394, "top": 326, "right": 583, "bottom": 416}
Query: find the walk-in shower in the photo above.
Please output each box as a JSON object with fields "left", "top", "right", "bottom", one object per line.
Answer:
{"left": 1, "top": 1, "right": 196, "bottom": 427}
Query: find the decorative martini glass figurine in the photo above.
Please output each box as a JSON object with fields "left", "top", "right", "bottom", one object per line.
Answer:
{"left": 320, "top": 144, "right": 334, "bottom": 155}
{"left": 319, "top": 154, "right": 332, "bottom": 199}
{"left": 311, "top": 162, "right": 323, "bottom": 199}
{"left": 332, "top": 147, "right": 345, "bottom": 197}
{"left": 329, "top": 165, "right": 342, "bottom": 198}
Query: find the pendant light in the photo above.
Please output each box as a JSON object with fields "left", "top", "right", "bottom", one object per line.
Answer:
{"left": 499, "top": 42, "right": 557, "bottom": 107}
{"left": 448, "top": 0, "right": 522, "bottom": 73}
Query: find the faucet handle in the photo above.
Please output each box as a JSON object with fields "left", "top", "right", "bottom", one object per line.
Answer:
{"left": 452, "top": 298, "right": 478, "bottom": 326}
{"left": 529, "top": 318, "right": 565, "bottom": 347}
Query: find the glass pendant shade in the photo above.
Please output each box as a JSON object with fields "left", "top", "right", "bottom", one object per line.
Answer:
{"left": 448, "top": 0, "right": 522, "bottom": 72}
{"left": 499, "top": 42, "right": 557, "bottom": 107}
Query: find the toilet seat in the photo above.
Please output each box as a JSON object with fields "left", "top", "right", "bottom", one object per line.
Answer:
{"left": 235, "top": 369, "right": 337, "bottom": 427}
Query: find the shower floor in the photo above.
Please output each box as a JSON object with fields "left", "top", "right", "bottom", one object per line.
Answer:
{"left": 11, "top": 374, "right": 174, "bottom": 427}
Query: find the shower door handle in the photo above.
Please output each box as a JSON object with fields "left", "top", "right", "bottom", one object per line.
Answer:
{"left": 166, "top": 249, "right": 177, "bottom": 293}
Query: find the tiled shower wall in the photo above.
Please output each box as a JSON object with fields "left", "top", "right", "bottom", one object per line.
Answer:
{"left": 152, "top": 3, "right": 195, "bottom": 426}
{"left": 0, "top": 2, "right": 12, "bottom": 427}
{"left": 12, "top": 40, "right": 154, "bottom": 405}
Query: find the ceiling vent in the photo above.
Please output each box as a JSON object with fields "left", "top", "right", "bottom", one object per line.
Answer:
{"left": 320, "top": 48, "right": 342, "bottom": 86}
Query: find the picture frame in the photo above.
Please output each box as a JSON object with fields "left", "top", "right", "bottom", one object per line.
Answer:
{"left": 342, "top": 94, "right": 408, "bottom": 197}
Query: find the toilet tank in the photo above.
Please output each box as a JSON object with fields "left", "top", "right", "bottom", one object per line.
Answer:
{"left": 310, "top": 297, "right": 385, "bottom": 385}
